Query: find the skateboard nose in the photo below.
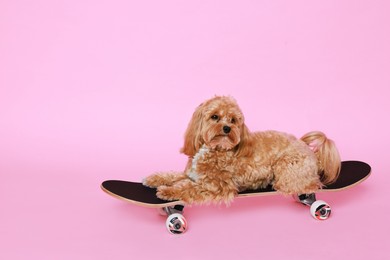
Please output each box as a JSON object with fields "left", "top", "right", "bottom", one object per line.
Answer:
{"left": 223, "top": 125, "right": 231, "bottom": 134}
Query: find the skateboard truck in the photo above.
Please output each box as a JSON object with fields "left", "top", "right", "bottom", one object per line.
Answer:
{"left": 293, "top": 193, "right": 331, "bottom": 220}
{"left": 158, "top": 205, "right": 188, "bottom": 234}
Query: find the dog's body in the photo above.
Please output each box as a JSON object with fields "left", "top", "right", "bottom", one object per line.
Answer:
{"left": 143, "top": 96, "right": 341, "bottom": 204}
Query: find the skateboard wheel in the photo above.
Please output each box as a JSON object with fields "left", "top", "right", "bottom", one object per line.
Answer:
{"left": 310, "top": 200, "right": 331, "bottom": 220}
{"left": 166, "top": 213, "right": 187, "bottom": 235}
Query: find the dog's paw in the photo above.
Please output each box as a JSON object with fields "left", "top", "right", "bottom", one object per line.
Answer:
{"left": 156, "top": 186, "right": 180, "bottom": 201}
{"left": 143, "top": 171, "right": 185, "bottom": 188}
{"left": 142, "top": 175, "right": 161, "bottom": 188}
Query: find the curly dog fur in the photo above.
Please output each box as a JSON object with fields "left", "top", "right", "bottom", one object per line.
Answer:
{"left": 143, "top": 96, "right": 341, "bottom": 205}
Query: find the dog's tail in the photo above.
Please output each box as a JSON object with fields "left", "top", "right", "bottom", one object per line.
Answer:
{"left": 301, "top": 131, "right": 341, "bottom": 185}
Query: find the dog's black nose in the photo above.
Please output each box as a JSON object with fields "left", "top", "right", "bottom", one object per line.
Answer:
{"left": 223, "top": 125, "right": 231, "bottom": 134}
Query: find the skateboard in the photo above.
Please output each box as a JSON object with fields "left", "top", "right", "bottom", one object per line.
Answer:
{"left": 101, "top": 160, "right": 371, "bottom": 234}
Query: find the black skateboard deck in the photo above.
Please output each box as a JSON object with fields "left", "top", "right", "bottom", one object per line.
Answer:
{"left": 101, "top": 160, "right": 371, "bottom": 234}
{"left": 101, "top": 160, "right": 370, "bottom": 207}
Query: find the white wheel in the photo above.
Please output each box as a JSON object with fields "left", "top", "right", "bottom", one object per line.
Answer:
{"left": 166, "top": 213, "right": 187, "bottom": 235}
{"left": 310, "top": 200, "right": 331, "bottom": 220}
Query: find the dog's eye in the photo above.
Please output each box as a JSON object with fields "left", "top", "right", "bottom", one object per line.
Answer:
{"left": 211, "top": 115, "right": 219, "bottom": 121}
{"left": 231, "top": 118, "right": 236, "bottom": 124}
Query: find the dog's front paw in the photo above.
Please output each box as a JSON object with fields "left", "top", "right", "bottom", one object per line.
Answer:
{"left": 156, "top": 186, "right": 180, "bottom": 201}
{"left": 142, "top": 175, "right": 163, "bottom": 188}
{"left": 143, "top": 172, "right": 186, "bottom": 188}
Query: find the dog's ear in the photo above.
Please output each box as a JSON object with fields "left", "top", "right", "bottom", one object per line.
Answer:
{"left": 235, "top": 123, "right": 253, "bottom": 157}
{"left": 180, "top": 103, "right": 204, "bottom": 157}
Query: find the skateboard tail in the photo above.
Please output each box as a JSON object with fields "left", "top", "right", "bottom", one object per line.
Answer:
{"left": 101, "top": 180, "right": 182, "bottom": 208}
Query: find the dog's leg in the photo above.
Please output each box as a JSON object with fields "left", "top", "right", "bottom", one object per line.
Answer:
{"left": 272, "top": 152, "right": 321, "bottom": 194}
{"left": 142, "top": 172, "right": 187, "bottom": 188}
{"left": 156, "top": 178, "right": 238, "bottom": 205}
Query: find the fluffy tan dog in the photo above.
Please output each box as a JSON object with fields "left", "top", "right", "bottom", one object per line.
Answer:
{"left": 143, "top": 96, "right": 341, "bottom": 205}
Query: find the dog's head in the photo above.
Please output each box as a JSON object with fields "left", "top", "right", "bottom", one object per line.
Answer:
{"left": 181, "top": 96, "right": 251, "bottom": 157}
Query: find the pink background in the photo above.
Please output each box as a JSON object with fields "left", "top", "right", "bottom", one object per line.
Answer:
{"left": 1, "top": 0, "right": 389, "bottom": 259}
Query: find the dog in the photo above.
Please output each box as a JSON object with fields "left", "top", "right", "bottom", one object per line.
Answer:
{"left": 143, "top": 96, "right": 341, "bottom": 205}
